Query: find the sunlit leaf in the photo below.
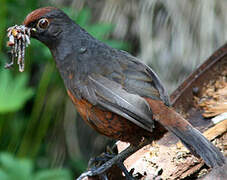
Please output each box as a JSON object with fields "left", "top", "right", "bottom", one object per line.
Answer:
{"left": 0, "top": 152, "right": 33, "bottom": 180}
{"left": 88, "top": 24, "right": 114, "bottom": 40}
{"left": 0, "top": 70, "right": 34, "bottom": 113}
{"left": 0, "top": 153, "right": 72, "bottom": 180}
{"left": 34, "top": 169, "right": 72, "bottom": 180}
{"left": 66, "top": 8, "right": 129, "bottom": 50}
{"left": 0, "top": 170, "right": 8, "bottom": 180}
{"left": 30, "top": 39, "right": 52, "bottom": 61}
{"left": 75, "top": 8, "right": 91, "bottom": 28}
{"left": 104, "top": 40, "right": 130, "bottom": 50}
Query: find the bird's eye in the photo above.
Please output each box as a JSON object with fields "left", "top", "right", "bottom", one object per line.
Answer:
{"left": 37, "top": 18, "right": 49, "bottom": 29}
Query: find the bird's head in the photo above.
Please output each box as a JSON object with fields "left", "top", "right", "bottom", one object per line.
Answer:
{"left": 23, "top": 7, "right": 74, "bottom": 48}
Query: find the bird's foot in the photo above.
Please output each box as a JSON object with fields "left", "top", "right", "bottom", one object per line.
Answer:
{"left": 77, "top": 152, "right": 134, "bottom": 180}
{"left": 88, "top": 144, "right": 118, "bottom": 169}
{"left": 79, "top": 146, "right": 134, "bottom": 180}
{"left": 88, "top": 152, "right": 115, "bottom": 170}
{"left": 77, "top": 140, "right": 150, "bottom": 180}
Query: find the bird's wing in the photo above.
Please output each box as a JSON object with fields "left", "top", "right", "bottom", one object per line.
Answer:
{"left": 84, "top": 74, "right": 154, "bottom": 132}
{"left": 117, "top": 50, "right": 170, "bottom": 106}
{"left": 64, "top": 47, "right": 169, "bottom": 132}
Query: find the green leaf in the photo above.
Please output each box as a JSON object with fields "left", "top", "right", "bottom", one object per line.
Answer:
{"left": 0, "top": 169, "right": 9, "bottom": 180}
{"left": 30, "top": 40, "right": 52, "bottom": 61}
{"left": 63, "top": 8, "right": 129, "bottom": 50}
{"left": 0, "top": 70, "right": 34, "bottom": 113}
{"left": 62, "top": 8, "right": 77, "bottom": 20}
{"left": 34, "top": 169, "right": 72, "bottom": 180}
{"left": 0, "top": 152, "right": 33, "bottom": 180}
{"left": 0, "top": 153, "right": 72, "bottom": 180}
{"left": 88, "top": 24, "right": 114, "bottom": 40}
{"left": 75, "top": 8, "right": 91, "bottom": 27}
{"left": 104, "top": 40, "right": 130, "bottom": 50}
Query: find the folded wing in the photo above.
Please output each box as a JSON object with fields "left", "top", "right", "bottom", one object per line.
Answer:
{"left": 85, "top": 74, "right": 154, "bottom": 132}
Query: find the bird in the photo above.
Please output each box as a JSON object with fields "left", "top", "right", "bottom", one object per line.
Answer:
{"left": 23, "top": 7, "right": 225, "bottom": 179}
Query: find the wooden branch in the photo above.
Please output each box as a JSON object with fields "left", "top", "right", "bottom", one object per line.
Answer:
{"left": 177, "top": 119, "right": 227, "bottom": 149}
{"left": 117, "top": 119, "right": 227, "bottom": 179}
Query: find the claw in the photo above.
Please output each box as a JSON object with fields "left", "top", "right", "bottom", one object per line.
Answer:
{"left": 77, "top": 140, "right": 149, "bottom": 180}
{"left": 88, "top": 153, "right": 115, "bottom": 169}
{"left": 77, "top": 170, "right": 93, "bottom": 180}
{"left": 117, "top": 163, "right": 135, "bottom": 180}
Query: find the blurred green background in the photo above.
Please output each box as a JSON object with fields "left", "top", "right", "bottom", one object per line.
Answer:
{"left": 0, "top": 0, "right": 226, "bottom": 179}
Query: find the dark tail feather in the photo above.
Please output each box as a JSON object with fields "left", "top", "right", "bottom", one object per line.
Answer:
{"left": 145, "top": 99, "right": 226, "bottom": 168}
{"left": 167, "top": 124, "right": 225, "bottom": 167}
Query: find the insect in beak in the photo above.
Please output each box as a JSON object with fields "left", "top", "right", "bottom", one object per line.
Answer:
{"left": 5, "top": 25, "right": 32, "bottom": 72}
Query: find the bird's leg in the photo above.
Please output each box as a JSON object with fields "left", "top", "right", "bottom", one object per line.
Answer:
{"left": 88, "top": 143, "right": 118, "bottom": 169}
{"left": 116, "top": 163, "right": 135, "bottom": 180}
{"left": 88, "top": 153, "right": 115, "bottom": 169}
{"left": 77, "top": 139, "right": 150, "bottom": 180}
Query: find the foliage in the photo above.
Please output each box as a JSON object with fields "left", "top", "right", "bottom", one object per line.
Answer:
{"left": 0, "top": 70, "right": 33, "bottom": 113}
{"left": 0, "top": 0, "right": 130, "bottom": 178}
{"left": 64, "top": 8, "right": 129, "bottom": 50}
{"left": 0, "top": 152, "right": 72, "bottom": 180}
